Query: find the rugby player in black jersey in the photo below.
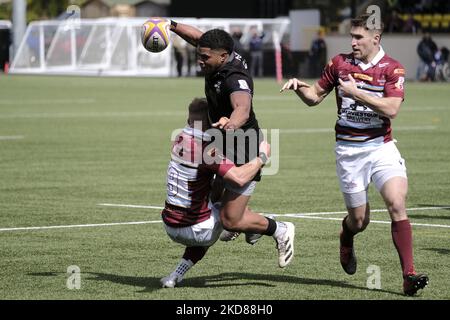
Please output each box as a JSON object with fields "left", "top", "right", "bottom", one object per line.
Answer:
{"left": 167, "top": 20, "right": 295, "bottom": 268}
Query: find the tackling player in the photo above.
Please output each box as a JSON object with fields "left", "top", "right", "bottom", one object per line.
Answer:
{"left": 280, "top": 14, "right": 428, "bottom": 296}
{"left": 161, "top": 98, "right": 287, "bottom": 288}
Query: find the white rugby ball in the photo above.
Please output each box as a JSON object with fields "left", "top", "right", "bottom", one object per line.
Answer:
{"left": 141, "top": 18, "right": 171, "bottom": 53}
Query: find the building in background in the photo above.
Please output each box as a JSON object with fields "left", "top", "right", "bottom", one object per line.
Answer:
{"left": 80, "top": 0, "right": 170, "bottom": 18}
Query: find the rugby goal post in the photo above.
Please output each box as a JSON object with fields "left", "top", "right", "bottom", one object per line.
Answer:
{"left": 10, "top": 17, "right": 290, "bottom": 77}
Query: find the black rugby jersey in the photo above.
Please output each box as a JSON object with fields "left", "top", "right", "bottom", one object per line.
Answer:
{"left": 204, "top": 52, "right": 259, "bottom": 131}
{"left": 204, "top": 52, "right": 262, "bottom": 180}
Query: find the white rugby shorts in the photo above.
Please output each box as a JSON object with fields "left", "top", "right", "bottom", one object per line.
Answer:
{"left": 335, "top": 140, "right": 407, "bottom": 194}
{"left": 224, "top": 180, "right": 257, "bottom": 196}
{"left": 163, "top": 202, "right": 223, "bottom": 247}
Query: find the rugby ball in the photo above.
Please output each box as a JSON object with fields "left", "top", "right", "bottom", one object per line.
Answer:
{"left": 141, "top": 18, "right": 171, "bottom": 53}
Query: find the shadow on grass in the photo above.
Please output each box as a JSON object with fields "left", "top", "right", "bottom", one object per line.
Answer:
{"left": 408, "top": 204, "right": 450, "bottom": 220}
{"left": 409, "top": 214, "right": 450, "bottom": 220}
{"left": 424, "top": 247, "right": 450, "bottom": 255}
{"left": 28, "top": 272, "right": 60, "bottom": 276}
{"left": 417, "top": 204, "right": 450, "bottom": 209}
{"left": 82, "top": 271, "right": 405, "bottom": 297}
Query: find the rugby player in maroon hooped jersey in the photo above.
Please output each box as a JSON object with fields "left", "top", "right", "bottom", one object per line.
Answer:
{"left": 160, "top": 98, "right": 281, "bottom": 288}
{"left": 280, "top": 14, "right": 428, "bottom": 296}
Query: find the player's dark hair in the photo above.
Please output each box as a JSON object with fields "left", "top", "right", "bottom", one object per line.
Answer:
{"left": 188, "top": 97, "right": 210, "bottom": 131}
{"left": 198, "top": 29, "right": 234, "bottom": 54}
{"left": 351, "top": 13, "right": 384, "bottom": 35}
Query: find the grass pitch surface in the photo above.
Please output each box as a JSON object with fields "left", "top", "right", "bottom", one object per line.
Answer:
{"left": 0, "top": 75, "right": 449, "bottom": 300}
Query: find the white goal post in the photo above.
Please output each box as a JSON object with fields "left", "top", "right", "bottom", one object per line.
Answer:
{"left": 10, "top": 17, "right": 290, "bottom": 77}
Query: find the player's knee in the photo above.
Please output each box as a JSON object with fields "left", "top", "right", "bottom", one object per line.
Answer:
{"left": 386, "top": 198, "right": 406, "bottom": 216}
{"left": 220, "top": 215, "right": 240, "bottom": 231}
{"left": 360, "top": 215, "right": 370, "bottom": 231}
{"left": 386, "top": 198, "right": 407, "bottom": 220}
{"left": 348, "top": 215, "right": 370, "bottom": 232}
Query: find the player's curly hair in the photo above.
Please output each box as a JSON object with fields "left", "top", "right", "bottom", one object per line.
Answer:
{"left": 198, "top": 29, "right": 234, "bottom": 54}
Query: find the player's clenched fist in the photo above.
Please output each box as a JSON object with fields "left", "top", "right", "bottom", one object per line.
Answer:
{"left": 212, "top": 117, "right": 230, "bottom": 129}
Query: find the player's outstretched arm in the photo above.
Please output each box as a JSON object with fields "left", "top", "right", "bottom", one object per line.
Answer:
{"left": 223, "top": 141, "right": 270, "bottom": 187}
{"left": 169, "top": 20, "right": 203, "bottom": 47}
{"left": 280, "top": 78, "right": 328, "bottom": 107}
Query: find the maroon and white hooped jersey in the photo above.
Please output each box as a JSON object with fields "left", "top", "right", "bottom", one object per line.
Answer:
{"left": 162, "top": 127, "right": 234, "bottom": 228}
{"left": 318, "top": 47, "right": 405, "bottom": 143}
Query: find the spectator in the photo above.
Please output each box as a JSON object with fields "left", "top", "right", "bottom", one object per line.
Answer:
{"left": 417, "top": 33, "right": 438, "bottom": 81}
{"left": 386, "top": 10, "right": 404, "bottom": 33}
{"left": 308, "top": 30, "right": 327, "bottom": 78}
{"left": 402, "top": 14, "right": 421, "bottom": 34}
{"left": 0, "top": 26, "right": 10, "bottom": 72}
{"left": 434, "top": 46, "right": 450, "bottom": 81}
{"left": 249, "top": 27, "right": 265, "bottom": 77}
{"left": 172, "top": 35, "right": 186, "bottom": 77}
{"left": 186, "top": 44, "right": 197, "bottom": 77}
{"left": 231, "top": 27, "right": 245, "bottom": 56}
{"left": 281, "top": 36, "right": 295, "bottom": 79}
{"left": 437, "top": 46, "right": 449, "bottom": 64}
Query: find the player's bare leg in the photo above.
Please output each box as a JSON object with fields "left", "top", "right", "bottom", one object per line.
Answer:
{"left": 243, "top": 208, "right": 276, "bottom": 245}
{"left": 219, "top": 190, "right": 267, "bottom": 232}
{"left": 340, "top": 203, "right": 370, "bottom": 275}
{"left": 219, "top": 189, "right": 295, "bottom": 267}
{"left": 219, "top": 205, "right": 267, "bottom": 244}
{"left": 380, "top": 176, "right": 428, "bottom": 295}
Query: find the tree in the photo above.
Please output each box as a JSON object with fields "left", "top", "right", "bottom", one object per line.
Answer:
{"left": 27, "top": 0, "right": 70, "bottom": 21}
{"left": 0, "top": 0, "right": 78, "bottom": 22}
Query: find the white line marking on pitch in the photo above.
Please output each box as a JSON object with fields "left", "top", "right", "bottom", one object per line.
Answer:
{"left": 0, "top": 98, "right": 96, "bottom": 105}
{"left": 0, "top": 220, "right": 162, "bottom": 232}
{"left": 2, "top": 204, "right": 448, "bottom": 233}
{"left": 282, "top": 126, "right": 436, "bottom": 134}
{"left": 97, "top": 203, "right": 450, "bottom": 229}
{"left": 267, "top": 214, "right": 450, "bottom": 229}
{"left": 0, "top": 111, "right": 185, "bottom": 119}
{"left": 0, "top": 135, "right": 24, "bottom": 140}
{"left": 282, "top": 206, "right": 450, "bottom": 216}
{"left": 98, "top": 203, "right": 164, "bottom": 210}
{"left": 98, "top": 203, "right": 450, "bottom": 216}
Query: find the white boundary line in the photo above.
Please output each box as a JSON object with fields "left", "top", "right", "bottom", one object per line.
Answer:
{"left": 98, "top": 203, "right": 164, "bottom": 210}
{"left": 97, "top": 203, "right": 450, "bottom": 229}
{"left": 282, "top": 126, "right": 436, "bottom": 134}
{"left": 268, "top": 214, "right": 450, "bottom": 228}
{"left": 0, "top": 220, "right": 161, "bottom": 232}
{"left": 1, "top": 204, "right": 448, "bottom": 232}
{"left": 0, "top": 135, "right": 24, "bottom": 140}
{"left": 0, "top": 98, "right": 96, "bottom": 105}
{"left": 0, "top": 111, "right": 185, "bottom": 119}
{"left": 282, "top": 206, "right": 450, "bottom": 216}
{"left": 98, "top": 203, "right": 450, "bottom": 216}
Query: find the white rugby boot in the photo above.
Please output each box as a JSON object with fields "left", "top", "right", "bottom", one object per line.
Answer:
{"left": 274, "top": 222, "right": 295, "bottom": 268}
{"left": 160, "top": 272, "right": 182, "bottom": 288}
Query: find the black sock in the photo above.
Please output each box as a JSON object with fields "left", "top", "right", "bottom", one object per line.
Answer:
{"left": 263, "top": 217, "right": 277, "bottom": 236}
{"left": 341, "top": 216, "right": 356, "bottom": 247}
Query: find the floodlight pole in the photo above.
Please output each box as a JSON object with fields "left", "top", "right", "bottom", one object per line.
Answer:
{"left": 12, "top": 0, "right": 27, "bottom": 59}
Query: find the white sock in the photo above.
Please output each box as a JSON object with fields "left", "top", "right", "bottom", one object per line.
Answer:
{"left": 272, "top": 221, "right": 287, "bottom": 239}
{"left": 173, "top": 258, "right": 194, "bottom": 280}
